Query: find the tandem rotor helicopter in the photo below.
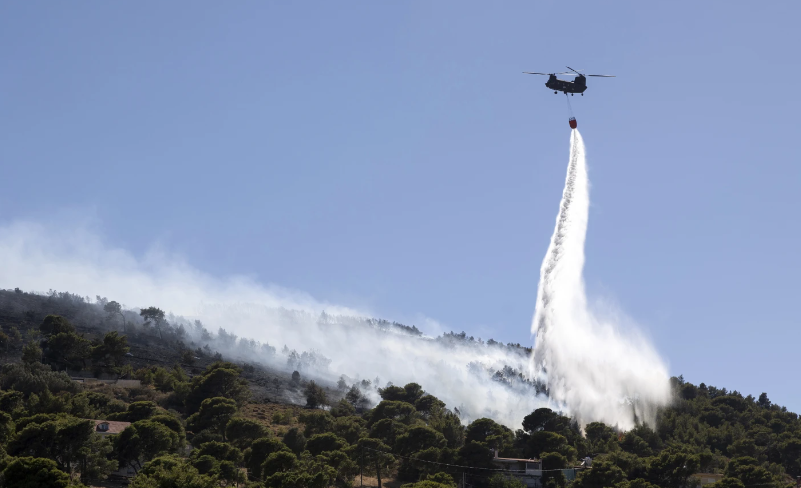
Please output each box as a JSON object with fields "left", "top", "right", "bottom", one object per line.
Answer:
{"left": 524, "top": 66, "right": 615, "bottom": 129}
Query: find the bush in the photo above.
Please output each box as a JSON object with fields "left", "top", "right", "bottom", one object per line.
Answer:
{"left": 0, "top": 362, "right": 77, "bottom": 396}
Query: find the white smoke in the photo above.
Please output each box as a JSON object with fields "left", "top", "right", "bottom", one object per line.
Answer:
{"left": 531, "top": 130, "right": 671, "bottom": 430}
{"left": 0, "top": 219, "right": 546, "bottom": 427}
{"left": 0, "top": 131, "right": 670, "bottom": 430}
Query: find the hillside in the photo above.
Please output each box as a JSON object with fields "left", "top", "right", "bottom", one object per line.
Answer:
{"left": 0, "top": 288, "right": 799, "bottom": 488}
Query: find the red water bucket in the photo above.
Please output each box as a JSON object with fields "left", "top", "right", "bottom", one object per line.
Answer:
{"left": 568, "top": 117, "right": 577, "bottom": 129}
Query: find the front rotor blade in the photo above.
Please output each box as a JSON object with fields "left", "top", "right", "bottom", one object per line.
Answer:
{"left": 586, "top": 74, "right": 616, "bottom": 77}
{"left": 522, "top": 72, "right": 550, "bottom": 75}
{"left": 565, "top": 66, "right": 582, "bottom": 74}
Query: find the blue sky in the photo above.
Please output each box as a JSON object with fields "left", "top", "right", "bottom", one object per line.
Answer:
{"left": 2, "top": 2, "right": 800, "bottom": 411}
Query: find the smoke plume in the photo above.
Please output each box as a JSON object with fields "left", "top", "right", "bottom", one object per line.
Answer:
{"left": 531, "top": 130, "right": 671, "bottom": 430}
{"left": 0, "top": 131, "right": 670, "bottom": 430}
{"left": 0, "top": 220, "right": 545, "bottom": 427}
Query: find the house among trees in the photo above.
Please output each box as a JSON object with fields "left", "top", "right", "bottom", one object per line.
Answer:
{"left": 693, "top": 472, "right": 724, "bottom": 485}
{"left": 491, "top": 453, "right": 543, "bottom": 487}
{"left": 91, "top": 419, "right": 131, "bottom": 437}
{"left": 88, "top": 420, "right": 136, "bottom": 478}
{"left": 491, "top": 450, "right": 584, "bottom": 487}
{"left": 72, "top": 377, "right": 142, "bottom": 388}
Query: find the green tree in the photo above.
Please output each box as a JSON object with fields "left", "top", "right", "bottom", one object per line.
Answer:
{"left": 21, "top": 340, "right": 42, "bottom": 364}
{"left": 465, "top": 417, "right": 514, "bottom": 453}
{"left": 401, "top": 481, "right": 454, "bottom": 488}
{"left": 9, "top": 416, "right": 95, "bottom": 474}
{"left": 415, "top": 395, "right": 446, "bottom": 417}
{"left": 226, "top": 417, "right": 269, "bottom": 448}
{"left": 541, "top": 451, "right": 568, "bottom": 488}
{"left": 187, "top": 397, "right": 238, "bottom": 439}
{"left": 345, "top": 385, "right": 370, "bottom": 410}
{"left": 725, "top": 457, "right": 774, "bottom": 487}
{"left": 139, "top": 306, "right": 166, "bottom": 340}
{"left": 396, "top": 425, "right": 447, "bottom": 455}
{"left": 1, "top": 456, "right": 73, "bottom": 488}
{"left": 487, "top": 473, "right": 527, "bottom": 488}
{"left": 8, "top": 327, "right": 22, "bottom": 345}
{"left": 573, "top": 460, "right": 627, "bottom": 488}
{"left": 707, "top": 478, "right": 746, "bottom": 488}
{"left": 614, "top": 480, "right": 661, "bottom": 488}
{"left": 0, "top": 331, "right": 9, "bottom": 351}
{"left": 150, "top": 414, "right": 185, "bottom": 441}
{"left": 378, "top": 385, "right": 407, "bottom": 402}
{"left": 458, "top": 441, "right": 494, "bottom": 468}
{"left": 425, "top": 472, "right": 457, "bottom": 487}
{"left": 0, "top": 411, "right": 15, "bottom": 445}
{"left": 244, "top": 437, "right": 291, "bottom": 481}
{"left": 305, "top": 380, "right": 329, "bottom": 409}
{"left": 379, "top": 383, "right": 425, "bottom": 405}
{"left": 429, "top": 410, "right": 465, "bottom": 448}
{"left": 779, "top": 438, "right": 801, "bottom": 477}
{"left": 77, "top": 433, "right": 118, "bottom": 484}
{"left": 321, "top": 450, "right": 360, "bottom": 487}
{"left": 39, "top": 315, "right": 76, "bottom": 336}
{"left": 116, "top": 420, "right": 180, "bottom": 473}
{"left": 351, "top": 437, "right": 395, "bottom": 483}
{"left": 332, "top": 415, "right": 367, "bottom": 444}
{"left": 369, "top": 418, "right": 407, "bottom": 448}
{"left": 44, "top": 332, "right": 91, "bottom": 371}
{"left": 185, "top": 362, "right": 250, "bottom": 414}
{"left": 299, "top": 410, "right": 335, "bottom": 437}
{"left": 526, "top": 431, "right": 573, "bottom": 460}
{"left": 262, "top": 450, "right": 298, "bottom": 477}
{"left": 307, "top": 433, "right": 347, "bottom": 456}
{"left": 192, "top": 440, "right": 243, "bottom": 464}
{"left": 282, "top": 427, "right": 307, "bottom": 455}
{"left": 104, "top": 300, "right": 126, "bottom": 331}
{"left": 522, "top": 408, "right": 572, "bottom": 435}
{"left": 129, "top": 455, "right": 217, "bottom": 488}
{"left": 585, "top": 422, "right": 617, "bottom": 453}
{"left": 330, "top": 398, "right": 356, "bottom": 417}
{"left": 109, "top": 400, "right": 158, "bottom": 422}
{"left": 620, "top": 425, "right": 662, "bottom": 458}
{"left": 645, "top": 447, "right": 701, "bottom": 488}
{"left": 368, "top": 400, "right": 417, "bottom": 426}
{"left": 91, "top": 331, "right": 129, "bottom": 369}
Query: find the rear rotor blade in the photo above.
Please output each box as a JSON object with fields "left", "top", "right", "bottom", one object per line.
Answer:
{"left": 565, "top": 66, "right": 582, "bottom": 75}
{"left": 586, "top": 74, "right": 616, "bottom": 77}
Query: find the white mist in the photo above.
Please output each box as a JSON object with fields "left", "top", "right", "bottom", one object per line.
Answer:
{"left": 531, "top": 130, "right": 671, "bottom": 430}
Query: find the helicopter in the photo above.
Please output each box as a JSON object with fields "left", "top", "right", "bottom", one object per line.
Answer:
{"left": 523, "top": 66, "right": 615, "bottom": 95}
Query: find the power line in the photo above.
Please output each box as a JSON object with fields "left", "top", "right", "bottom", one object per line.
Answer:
{"left": 363, "top": 447, "right": 580, "bottom": 474}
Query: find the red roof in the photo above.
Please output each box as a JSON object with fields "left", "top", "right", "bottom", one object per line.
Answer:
{"left": 91, "top": 420, "right": 131, "bottom": 435}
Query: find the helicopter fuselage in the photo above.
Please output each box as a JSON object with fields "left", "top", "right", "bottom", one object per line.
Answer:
{"left": 545, "top": 74, "right": 587, "bottom": 94}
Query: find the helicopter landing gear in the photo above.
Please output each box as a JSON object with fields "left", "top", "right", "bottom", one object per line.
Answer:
{"left": 554, "top": 91, "right": 558, "bottom": 94}
{"left": 571, "top": 93, "right": 574, "bottom": 96}
{"left": 581, "top": 93, "right": 583, "bottom": 96}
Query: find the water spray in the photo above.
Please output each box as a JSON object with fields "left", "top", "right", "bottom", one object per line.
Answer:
{"left": 530, "top": 130, "right": 671, "bottom": 429}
